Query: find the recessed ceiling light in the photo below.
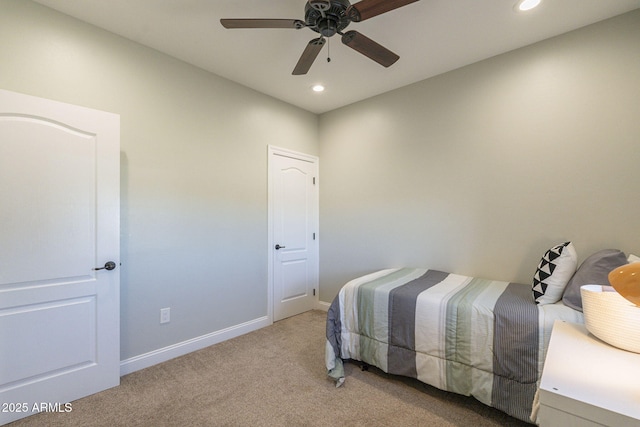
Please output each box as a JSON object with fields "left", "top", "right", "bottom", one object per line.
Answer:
{"left": 312, "top": 84, "right": 325, "bottom": 93}
{"left": 516, "top": 0, "right": 541, "bottom": 12}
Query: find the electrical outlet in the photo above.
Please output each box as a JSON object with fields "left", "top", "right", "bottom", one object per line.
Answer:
{"left": 160, "top": 307, "right": 170, "bottom": 324}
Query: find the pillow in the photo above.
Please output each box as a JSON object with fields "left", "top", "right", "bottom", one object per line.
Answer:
{"left": 628, "top": 253, "right": 640, "bottom": 263}
{"left": 532, "top": 242, "right": 577, "bottom": 305}
{"left": 562, "top": 249, "right": 628, "bottom": 312}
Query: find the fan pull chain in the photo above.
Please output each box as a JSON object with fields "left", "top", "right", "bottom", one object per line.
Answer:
{"left": 327, "top": 37, "right": 331, "bottom": 63}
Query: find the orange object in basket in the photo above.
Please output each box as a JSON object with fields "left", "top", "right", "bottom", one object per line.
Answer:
{"left": 608, "top": 262, "right": 640, "bottom": 306}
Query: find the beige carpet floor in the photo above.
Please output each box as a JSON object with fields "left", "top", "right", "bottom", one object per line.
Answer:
{"left": 9, "top": 310, "right": 531, "bottom": 426}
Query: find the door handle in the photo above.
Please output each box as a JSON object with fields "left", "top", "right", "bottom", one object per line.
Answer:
{"left": 93, "top": 261, "right": 116, "bottom": 271}
{"left": 275, "top": 244, "right": 285, "bottom": 250}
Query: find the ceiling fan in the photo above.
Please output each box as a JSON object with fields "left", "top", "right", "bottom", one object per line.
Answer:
{"left": 221, "top": 0, "right": 419, "bottom": 75}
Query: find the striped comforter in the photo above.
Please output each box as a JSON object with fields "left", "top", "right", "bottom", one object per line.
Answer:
{"left": 325, "top": 268, "right": 583, "bottom": 423}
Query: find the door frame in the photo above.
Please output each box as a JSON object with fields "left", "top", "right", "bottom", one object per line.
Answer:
{"left": 267, "top": 145, "right": 319, "bottom": 322}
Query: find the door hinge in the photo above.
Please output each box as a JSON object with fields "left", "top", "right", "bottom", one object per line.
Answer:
{"left": 313, "top": 232, "right": 316, "bottom": 240}
{"left": 313, "top": 177, "right": 316, "bottom": 185}
{"left": 313, "top": 289, "right": 316, "bottom": 296}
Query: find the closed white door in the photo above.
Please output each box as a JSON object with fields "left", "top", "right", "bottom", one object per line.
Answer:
{"left": 0, "top": 90, "right": 120, "bottom": 425}
{"left": 269, "top": 147, "right": 318, "bottom": 321}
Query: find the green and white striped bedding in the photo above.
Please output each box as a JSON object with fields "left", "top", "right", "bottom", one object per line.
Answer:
{"left": 325, "top": 268, "right": 583, "bottom": 424}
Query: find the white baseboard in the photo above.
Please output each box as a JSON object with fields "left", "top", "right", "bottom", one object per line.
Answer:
{"left": 316, "top": 300, "right": 330, "bottom": 311}
{"left": 119, "top": 315, "right": 271, "bottom": 376}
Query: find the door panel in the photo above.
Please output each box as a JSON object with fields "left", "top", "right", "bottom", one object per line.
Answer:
{"left": 2, "top": 297, "right": 96, "bottom": 385}
{"left": 0, "top": 90, "right": 120, "bottom": 425}
{"left": 270, "top": 148, "right": 318, "bottom": 321}
{"left": 1, "top": 118, "right": 96, "bottom": 285}
{"left": 281, "top": 259, "right": 308, "bottom": 300}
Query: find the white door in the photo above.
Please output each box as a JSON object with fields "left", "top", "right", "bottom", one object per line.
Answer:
{"left": 0, "top": 90, "right": 120, "bottom": 425}
{"left": 269, "top": 147, "right": 318, "bottom": 322}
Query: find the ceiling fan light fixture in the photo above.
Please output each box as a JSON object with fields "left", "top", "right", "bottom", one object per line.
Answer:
{"left": 221, "top": 0, "right": 419, "bottom": 75}
{"left": 516, "top": 0, "right": 541, "bottom": 12}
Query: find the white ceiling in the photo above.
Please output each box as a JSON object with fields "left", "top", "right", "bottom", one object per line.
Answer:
{"left": 33, "top": 0, "right": 640, "bottom": 114}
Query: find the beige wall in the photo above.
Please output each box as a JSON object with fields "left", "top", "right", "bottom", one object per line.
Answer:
{"left": 319, "top": 10, "right": 640, "bottom": 301}
{"left": 0, "top": 0, "right": 319, "bottom": 360}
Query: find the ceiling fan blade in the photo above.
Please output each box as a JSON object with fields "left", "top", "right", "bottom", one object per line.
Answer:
{"left": 292, "top": 38, "right": 326, "bottom": 75}
{"left": 347, "top": 0, "right": 419, "bottom": 22}
{"left": 341, "top": 31, "right": 399, "bottom": 67}
{"left": 220, "top": 19, "right": 305, "bottom": 29}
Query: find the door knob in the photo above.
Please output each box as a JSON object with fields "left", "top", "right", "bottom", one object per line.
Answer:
{"left": 275, "top": 244, "right": 286, "bottom": 250}
{"left": 93, "top": 261, "right": 116, "bottom": 271}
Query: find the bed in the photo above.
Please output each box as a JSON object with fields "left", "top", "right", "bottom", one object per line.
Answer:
{"left": 325, "top": 267, "right": 584, "bottom": 424}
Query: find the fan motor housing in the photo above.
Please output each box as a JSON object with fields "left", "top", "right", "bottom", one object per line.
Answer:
{"left": 305, "top": 0, "right": 351, "bottom": 37}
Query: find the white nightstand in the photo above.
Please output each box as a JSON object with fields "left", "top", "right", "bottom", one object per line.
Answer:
{"left": 539, "top": 320, "right": 640, "bottom": 426}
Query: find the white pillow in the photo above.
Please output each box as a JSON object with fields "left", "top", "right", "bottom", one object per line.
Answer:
{"left": 533, "top": 242, "right": 578, "bottom": 305}
{"left": 628, "top": 253, "right": 640, "bottom": 263}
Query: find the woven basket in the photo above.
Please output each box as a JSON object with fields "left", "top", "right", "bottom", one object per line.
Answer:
{"left": 581, "top": 284, "right": 640, "bottom": 353}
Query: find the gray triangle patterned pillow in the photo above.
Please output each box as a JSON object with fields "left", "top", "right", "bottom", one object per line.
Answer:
{"left": 533, "top": 242, "right": 578, "bottom": 305}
